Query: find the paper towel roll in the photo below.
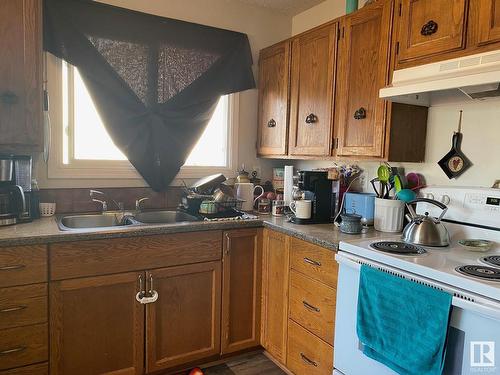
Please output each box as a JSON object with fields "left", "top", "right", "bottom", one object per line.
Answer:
{"left": 284, "top": 165, "right": 294, "bottom": 206}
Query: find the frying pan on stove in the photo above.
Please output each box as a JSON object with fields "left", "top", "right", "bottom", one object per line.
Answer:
{"left": 438, "top": 111, "right": 472, "bottom": 179}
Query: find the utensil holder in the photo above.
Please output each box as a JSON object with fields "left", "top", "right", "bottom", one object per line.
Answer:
{"left": 374, "top": 198, "right": 404, "bottom": 233}
{"left": 39, "top": 203, "right": 56, "bottom": 217}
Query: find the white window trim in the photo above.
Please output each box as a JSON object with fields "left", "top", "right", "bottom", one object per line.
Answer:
{"left": 46, "top": 55, "right": 239, "bottom": 181}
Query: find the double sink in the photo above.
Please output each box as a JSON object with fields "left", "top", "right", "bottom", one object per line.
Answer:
{"left": 58, "top": 210, "right": 200, "bottom": 231}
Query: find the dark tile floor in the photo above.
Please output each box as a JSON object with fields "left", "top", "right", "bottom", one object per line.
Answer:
{"left": 204, "top": 353, "right": 286, "bottom": 375}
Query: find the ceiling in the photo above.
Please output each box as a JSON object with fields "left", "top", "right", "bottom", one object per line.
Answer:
{"left": 235, "top": 0, "right": 325, "bottom": 15}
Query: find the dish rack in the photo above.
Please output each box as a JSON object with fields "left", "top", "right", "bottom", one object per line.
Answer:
{"left": 200, "top": 199, "right": 244, "bottom": 214}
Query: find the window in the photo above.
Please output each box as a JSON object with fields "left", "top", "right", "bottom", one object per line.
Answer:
{"left": 48, "top": 56, "right": 237, "bottom": 180}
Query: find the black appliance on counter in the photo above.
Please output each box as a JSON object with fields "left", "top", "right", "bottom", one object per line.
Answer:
{"left": 0, "top": 155, "right": 32, "bottom": 226}
{"left": 290, "top": 170, "right": 334, "bottom": 224}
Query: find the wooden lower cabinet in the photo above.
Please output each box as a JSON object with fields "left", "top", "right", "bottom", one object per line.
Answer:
{"left": 145, "top": 262, "right": 222, "bottom": 373}
{"left": 261, "top": 229, "right": 290, "bottom": 364}
{"left": 221, "top": 229, "right": 262, "bottom": 354}
{"left": 50, "top": 272, "right": 144, "bottom": 375}
{"left": 287, "top": 320, "right": 333, "bottom": 375}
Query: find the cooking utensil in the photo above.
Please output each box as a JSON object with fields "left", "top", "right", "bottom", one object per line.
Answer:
{"left": 406, "top": 172, "right": 426, "bottom": 191}
{"left": 213, "top": 184, "right": 235, "bottom": 202}
{"left": 402, "top": 198, "right": 450, "bottom": 247}
{"left": 438, "top": 110, "right": 472, "bottom": 179}
{"left": 190, "top": 173, "right": 227, "bottom": 194}
{"left": 396, "top": 189, "right": 416, "bottom": 203}
{"left": 370, "top": 178, "right": 382, "bottom": 198}
{"left": 394, "top": 175, "right": 403, "bottom": 193}
{"left": 377, "top": 164, "right": 391, "bottom": 198}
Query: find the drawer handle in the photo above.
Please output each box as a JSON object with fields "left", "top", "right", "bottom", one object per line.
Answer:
{"left": 0, "top": 346, "right": 26, "bottom": 355}
{"left": 302, "top": 300, "right": 320, "bottom": 313}
{"left": 303, "top": 257, "right": 321, "bottom": 267}
{"left": 300, "top": 353, "right": 318, "bottom": 367}
{"left": 0, "top": 305, "right": 27, "bottom": 313}
{"left": 0, "top": 265, "right": 26, "bottom": 271}
{"left": 267, "top": 119, "right": 276, "bottom": 128}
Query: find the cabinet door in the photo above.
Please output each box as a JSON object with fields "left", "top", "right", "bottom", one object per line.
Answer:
{"left": 470, "top": 0, "right": 500, "bottom": 46}
{"left": 50, "top": 272, "right": 144, "bottom": 375}
{"left": 0, "top": 0, "right": 42, "bottom": 152}
{"left": 261, "top": 229, "right": 290, "bottom": 364}
{"left": 257, "top": 41, "right": 290, "bottom": 156}
{"left": 397, "top": 0, "right": 467, "bottom": 64}
{"left": 288, "top": 24, "right": 337, "bottom": 156}
{"left": 336, "top": 2, "right": 392, "bottom": 157}
{"left": 221, "top": 229, "right": 262, "bottom": 354}
{"left": 145, "top": 262, "right": 221, "bottom": 373}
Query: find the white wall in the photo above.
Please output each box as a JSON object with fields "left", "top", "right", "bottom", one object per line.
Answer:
{"left": 36, "top": 0, "right": 292, "bottom": 188}
{"left": 290, "top": 0, "right": 500, "bottom": 189}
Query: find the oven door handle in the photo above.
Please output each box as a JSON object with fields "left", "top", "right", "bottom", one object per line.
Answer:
{"left": 452, "top": 297, "right": 500, "bottom": 321}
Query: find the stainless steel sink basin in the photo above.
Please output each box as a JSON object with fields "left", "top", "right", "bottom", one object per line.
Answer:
{"left": 58, "top": 214, "right": 135, "bottom": 230}
{"left": 133, "top": 210, "right": 200, "bottom": 224}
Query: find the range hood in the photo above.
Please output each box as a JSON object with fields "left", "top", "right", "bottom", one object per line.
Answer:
{"left": 380, "top": 50, "right": 500, "bottom": 106}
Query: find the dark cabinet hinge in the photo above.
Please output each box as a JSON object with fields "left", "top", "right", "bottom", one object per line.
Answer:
{"left": 396, "top": 42, "right": 400, "bottom": 55}
{"left": 342, "top": 27, "right": 345, "bottom": 39}
{"left": 399, "top": 2, "right": 402, "bottom": 16}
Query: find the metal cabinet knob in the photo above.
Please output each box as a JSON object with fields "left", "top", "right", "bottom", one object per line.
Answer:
{"left": 305, "top": 113, "right": 317, "bottom": 124}
{"left": 354, "top": 107, "right": 367, "bottom": 120}
{"left": 267, "top": 119, "right": 276, "bottom": 128}
{"left": 421, "top": 20, "right": 438, "bottom": 36}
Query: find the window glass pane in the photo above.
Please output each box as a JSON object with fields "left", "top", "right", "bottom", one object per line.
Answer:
{"left": 185, "top": 95, "right": 228, "bottom": 167}
{"left": 73, "top": 69, "right": 127, "bottom": 160}
{"left": 70, "top": 67, "right": 228, "bottom": 167}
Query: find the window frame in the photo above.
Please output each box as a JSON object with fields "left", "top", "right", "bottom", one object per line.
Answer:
{"left": 46, "top": 55, "right": 239, "bottom": 181}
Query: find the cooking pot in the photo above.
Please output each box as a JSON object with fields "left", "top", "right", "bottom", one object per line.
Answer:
{"left": 402, "top": 198, "right": 450, "bottom": 247}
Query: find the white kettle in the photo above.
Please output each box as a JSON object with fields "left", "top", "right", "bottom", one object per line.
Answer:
{"left": 235, "top": 183, "right": 264, "bottom": 211}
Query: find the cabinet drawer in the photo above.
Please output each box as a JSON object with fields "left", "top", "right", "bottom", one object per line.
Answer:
{"left": 0, "top": 284, "right": 47, "bottom": 330}
{"left": 290, "top": 238, "right": 338, "bottom": 288}
{"left": 0, "top": 323, "right": 48, "bottom": 370}
{"left": 0, "top": 362, "right": 48, "bottom": 375}
{"left": 289, "top": 270, "right": 336, "bottom": 345}
{"left": 50, "top": 231, "right": 222, "bottom": 280}
{"left": 0, "top": 246, "right": 47, "bottom": 288}
{"left": 287, "top": 320, "right": 333, "bottom": 375}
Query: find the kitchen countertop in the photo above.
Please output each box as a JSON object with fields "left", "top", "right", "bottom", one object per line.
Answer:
{"left": 262, "top": 216, "right": 388, "bottom": 251}
{"left": 0, "top": 213, "right": 390, "bottom": 249}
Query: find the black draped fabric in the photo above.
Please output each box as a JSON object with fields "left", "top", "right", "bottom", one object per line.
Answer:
{"left": 43, "top": 0, "right": 255, "bottom": 191}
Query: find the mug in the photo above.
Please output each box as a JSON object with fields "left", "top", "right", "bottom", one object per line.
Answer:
{"left": 235, "top": 183, "right": 264, "bottom": 211}
{"left": 289, "top": 200, "right": 312, "bottom": 219}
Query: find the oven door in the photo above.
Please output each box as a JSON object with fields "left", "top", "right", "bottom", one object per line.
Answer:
{"left": 334, "top": 253, "right": 500, "bottom": 375}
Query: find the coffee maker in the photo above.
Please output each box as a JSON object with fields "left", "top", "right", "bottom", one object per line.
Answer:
{"left": 291, "top": 171, "right": 334, "bottom": 224}
{"left": 0, "top": 155, "right": 30, "bottom": 226}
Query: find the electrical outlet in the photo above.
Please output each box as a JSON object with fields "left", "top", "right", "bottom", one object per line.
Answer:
{"left": 252, "top": 165, "right": 261, "bottom": 178}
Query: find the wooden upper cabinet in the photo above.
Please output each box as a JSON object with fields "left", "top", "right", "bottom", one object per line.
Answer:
{"left": 257, "top": 41, "right": 290, "bottom": 156}
{"left": 288, "top": 23, "right": 337, "bottom": 156}
{"left": 221, "top": 229, "right": 262, "bottom": 354}
{"left": 50, "top": 272, "right": 144, "bottom": 375}
{"left": 470, "top": 0, "right": 500, "bottom": 46}
{"left": 261, "top": 229, "right": 290, "bottom": 364}
{"left": 145, "top": 262, "right": 221, "bottom": 373}
{"left": 0, "top": 0, "right": 43, "bottom": 152}
{"left": 335, "top": 2, "right": 392, "bottom": 157}
{"left": 396, "top": 0, "right": 468, "bottom": 65}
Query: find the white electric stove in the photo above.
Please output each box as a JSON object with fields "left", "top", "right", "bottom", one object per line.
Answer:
{"left": 334, "top": 186, "right": 500, "bottom": 375}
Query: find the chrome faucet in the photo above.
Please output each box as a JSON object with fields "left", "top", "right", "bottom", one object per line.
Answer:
{"left": 90, "top": 190, "right": 108, "bottom": 212}
{"left": 135, "top": 197, "right": 149, "bottom": 211}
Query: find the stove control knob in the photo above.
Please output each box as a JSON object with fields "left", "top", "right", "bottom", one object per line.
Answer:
{"left": 425, "top": 193, "right": 435, "bottom": 200}
{"left": 441, "top": 195, "right": 451, "bottom": 205}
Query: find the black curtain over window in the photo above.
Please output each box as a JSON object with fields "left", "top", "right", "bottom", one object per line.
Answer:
{"left": 43, "top": 0, "right": 255, "bottom": 191}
